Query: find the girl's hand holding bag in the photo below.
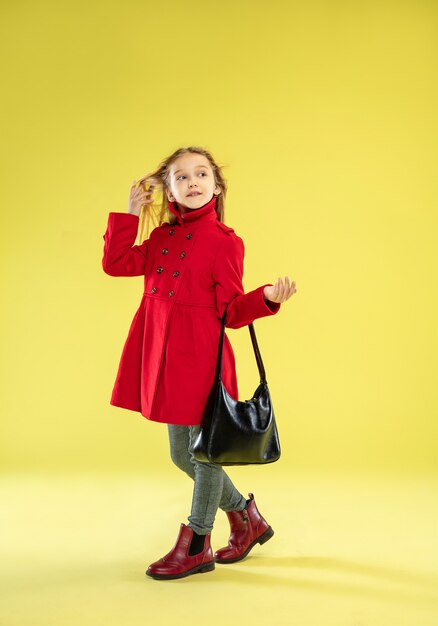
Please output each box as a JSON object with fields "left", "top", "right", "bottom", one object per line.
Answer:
{"left": 191, "top": 302, "right": 281, "bottom": 466}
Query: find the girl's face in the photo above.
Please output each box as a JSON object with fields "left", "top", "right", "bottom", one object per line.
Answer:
{"left": 166, "top": 153, "right": 221, "bottom": 212}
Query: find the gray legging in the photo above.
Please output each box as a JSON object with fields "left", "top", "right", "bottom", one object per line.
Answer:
{"left": 168, "top": 424, "right": 247, "bottom": 535}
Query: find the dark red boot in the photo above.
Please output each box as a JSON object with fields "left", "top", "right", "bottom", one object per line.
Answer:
{"left": 214, "top": 493, "right": 274, "bottom": 564}
{"left": 146, "top": 523, "right": 215, "bottom": 580}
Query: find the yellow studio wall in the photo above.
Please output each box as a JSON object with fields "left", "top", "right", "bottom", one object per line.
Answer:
{"left": 0, "top": 0, "right": 437, "bottom": 475}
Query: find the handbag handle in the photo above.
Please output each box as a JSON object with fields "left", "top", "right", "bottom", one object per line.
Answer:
{"left": 215, "top": 303, "right": 267, "bottom": 385}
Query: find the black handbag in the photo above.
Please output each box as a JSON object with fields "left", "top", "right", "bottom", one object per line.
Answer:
{"left": 191, "top": 303, "right": 281, "bottom": 465}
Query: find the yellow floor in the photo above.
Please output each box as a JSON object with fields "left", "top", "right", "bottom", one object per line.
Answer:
{"left": 1, "top": 470, "right": 437, "bottom": 626}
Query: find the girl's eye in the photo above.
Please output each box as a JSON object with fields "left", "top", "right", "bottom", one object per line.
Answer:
{"left": 177, "top": 172, "right": 207, "bottom": 180}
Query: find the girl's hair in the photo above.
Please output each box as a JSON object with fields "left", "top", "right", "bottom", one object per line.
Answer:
{"left": 135, "top": 146, "right": 228, "bottom": 245}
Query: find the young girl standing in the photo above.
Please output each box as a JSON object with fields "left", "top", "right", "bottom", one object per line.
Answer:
{"left": 102, "top": 146, "right": 296, "bottom": 580}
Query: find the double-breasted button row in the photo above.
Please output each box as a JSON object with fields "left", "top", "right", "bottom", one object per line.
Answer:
{"left": 162, "top": 242, "right": 190, "bottom": 254}
{"left": 167, "top": 228, "right": 191, "bottom": 239}
{"left": 155, "top": 267, "right": 180, "bottom": 277}
{"left": 150, "top": 287, "right": 175, "bottom": 297}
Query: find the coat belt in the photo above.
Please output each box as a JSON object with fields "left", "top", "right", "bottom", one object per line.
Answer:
{"left": 142, "top": 293, "right": 216, "bottom": 308}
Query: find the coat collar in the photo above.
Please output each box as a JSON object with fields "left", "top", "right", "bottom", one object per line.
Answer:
{"left": 167, "top": 194, "right": 218, "bottom": 227}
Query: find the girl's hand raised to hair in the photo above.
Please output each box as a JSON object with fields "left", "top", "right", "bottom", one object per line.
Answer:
{"left": 127, "top": 180, "right": 155, "bottom": 216}
{"left": 264, "top": 277, "right": 297, "bottom": 303}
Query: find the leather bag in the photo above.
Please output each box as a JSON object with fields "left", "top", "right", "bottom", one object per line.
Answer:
{"left": 191, "top": 303, "right": 281, "bottom": 465}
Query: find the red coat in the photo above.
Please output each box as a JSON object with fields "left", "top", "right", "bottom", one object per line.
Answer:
{"left": 102, "top": 195, "right": 281, "bottom": 426}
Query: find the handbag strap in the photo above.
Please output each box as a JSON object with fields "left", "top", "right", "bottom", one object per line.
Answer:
{"left": 215, "top": 303, "right": 267, "bottom": 385}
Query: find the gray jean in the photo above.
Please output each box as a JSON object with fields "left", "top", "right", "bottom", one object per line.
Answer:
{"left": 168, "top": 424, "right": 247, "bottom": 535}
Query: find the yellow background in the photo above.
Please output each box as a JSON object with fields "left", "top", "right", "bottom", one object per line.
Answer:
{"left": 1, "top": 1, "right": 437, "bottom": 625}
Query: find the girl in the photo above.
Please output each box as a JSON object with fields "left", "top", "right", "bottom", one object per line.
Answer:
{"left": 102, "top": 146, "right": 296, "bottom": 581}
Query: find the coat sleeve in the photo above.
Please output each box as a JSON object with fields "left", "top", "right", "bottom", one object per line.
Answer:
{"left": 212, "top": 232, "right": 281, "bottom": 329}
{"left": 102, "top": 212, "right": 149, "bottom": 277}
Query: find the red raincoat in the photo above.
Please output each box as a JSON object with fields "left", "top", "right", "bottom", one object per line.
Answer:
{"left": 102, "top": 195, "right": 281, "bottom": 425}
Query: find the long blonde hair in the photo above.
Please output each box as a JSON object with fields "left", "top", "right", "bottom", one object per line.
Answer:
{"left": 134, "top": 146, "right": 228, "bottom": 245}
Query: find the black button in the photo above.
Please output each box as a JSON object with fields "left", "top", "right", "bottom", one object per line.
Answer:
{"left": 169, "top": 229, "right": 175, "bottom": 235}
{"left": 156, "top": 266, "right": 164, "bottom": 273}
{"left": 186, "top": 233, "right": 193, "bottom": 239}
{"left": 151, "top": 287, "right": 157, "bottom": 294}
{"left": 173, "top": 270, "right": 180, "bottom": 277}
{"left": 180, "top": 251, "right": 186, "bottom": 258}
{"left": 168, "top": 290, "right": 174, "bottom": 297}
{"left": 162, "top": 248, "right": 169, "bottom": 255}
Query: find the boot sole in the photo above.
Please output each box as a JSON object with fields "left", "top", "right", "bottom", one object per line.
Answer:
{"left": 146, "top": 559, "right": 216, "bottom": 580}
{"left": 215, "top": 526, "right": 274, "bottom": 564}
